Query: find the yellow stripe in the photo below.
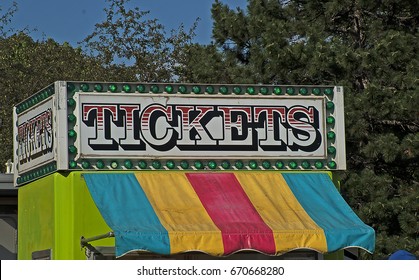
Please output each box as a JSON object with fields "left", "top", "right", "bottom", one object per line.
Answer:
{"left": 135, "top": 172, "right": 224, "bottom": 255}
{"left": 235, "top": 172, "right": 328, "bottom": 254}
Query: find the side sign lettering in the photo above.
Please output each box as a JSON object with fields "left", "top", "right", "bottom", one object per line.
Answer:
{"left": 17, "top": 108, "right": 53, "bottom": 164}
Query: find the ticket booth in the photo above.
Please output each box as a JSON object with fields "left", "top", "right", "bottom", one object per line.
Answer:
{"left": 14, "top": 82, "right": 375, "bottom": 259}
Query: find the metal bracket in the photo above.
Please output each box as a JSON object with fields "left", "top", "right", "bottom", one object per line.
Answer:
{"left": 80, "top": 232, "right": 115, "bottom": 258}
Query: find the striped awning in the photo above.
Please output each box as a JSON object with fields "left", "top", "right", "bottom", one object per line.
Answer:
{"left": 83, "top": 172, "right": 375, "bottom": 258}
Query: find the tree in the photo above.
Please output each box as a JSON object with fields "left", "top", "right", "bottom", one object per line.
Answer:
{"left": 0, "top": 1, "right": 17, "bottom": 38}
{"left": 180, "top": 0, "right": 418, "bottom": 259}
{"left": 0, "top": 0, "right": 197, "bottom": 172}
{"left": 81, "top": 0, "right": 197, "bottom": 82}
{"left": 0, "top": 32, "right": 135, "bottom": 172}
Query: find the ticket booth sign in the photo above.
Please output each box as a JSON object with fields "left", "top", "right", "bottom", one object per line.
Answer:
{"left": 15, "top": 98, "right": 54, "bottom": 174}
{"left": 13, "top": 82, "right": 346, "bottom": 185}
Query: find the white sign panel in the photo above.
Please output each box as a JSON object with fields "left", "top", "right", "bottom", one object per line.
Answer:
{"left": 15, "top": 98, "right": 55, "bottom": 173}
{"left": 75, "top": 94, "right": 326, "bottom": 159}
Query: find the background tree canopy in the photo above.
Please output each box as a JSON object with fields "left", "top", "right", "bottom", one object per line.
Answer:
{"left": 80, "top": 0, "right": 197, "bottom": 82}
{"left": 182, "top": 0, "right": 418, "bottom": 259}
{"left": 0, "top": 0, "right": 417, "bottom": 259}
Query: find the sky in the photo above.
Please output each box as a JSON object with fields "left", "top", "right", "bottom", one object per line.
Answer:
{"left": 5, "top": 0, "right": 247, "bottom": 46}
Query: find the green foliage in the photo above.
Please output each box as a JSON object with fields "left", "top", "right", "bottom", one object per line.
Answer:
{"left": 180, "top": 0, "right": 418, "bottom": 259}
{"left": 81, "top": 0, "right": 197, "bottom": 82}
{"left": 0, "top": 32, "right": 133, "bottom": 171}
{"left": 177, "top": 44, "right": 229, "bottom": 83}
{"left": 0, "top": 1, "right": 17, "bottom": 38}
{"left": 0, "top": 0, "right": 196, "bottom": 171}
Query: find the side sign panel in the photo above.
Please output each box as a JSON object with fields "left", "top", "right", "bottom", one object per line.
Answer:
{"left": 15, "top": 98, "right": 55, "bottom": 173}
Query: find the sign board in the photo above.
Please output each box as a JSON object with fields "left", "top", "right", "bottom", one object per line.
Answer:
{"left": 15, "top": 98, "right": 54, "bottom": 173}
{"left": 13, "top": 81, "right": 346, "bottom": 186}
{"left": 76, "top": 95, "right": 326, "bottom": 158}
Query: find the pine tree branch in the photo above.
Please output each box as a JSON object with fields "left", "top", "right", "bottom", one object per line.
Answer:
{"left": 373, "top": 120, "right": 419, "bottom": 133}
{"left": 353, "top": 4, "right": 366, "bottom": 48}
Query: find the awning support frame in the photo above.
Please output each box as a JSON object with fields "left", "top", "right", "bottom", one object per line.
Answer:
{"left": 80, "top": 232, "right": 115, "bottom": 258}
{"left": 81, "top": 232, "right": 114, "bottom": 246}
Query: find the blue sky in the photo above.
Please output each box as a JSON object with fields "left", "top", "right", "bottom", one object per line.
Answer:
{"left": 5, "top": 0, "right": 246, "bottom": 45}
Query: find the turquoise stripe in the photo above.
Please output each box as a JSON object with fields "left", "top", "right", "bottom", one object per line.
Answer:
{"left": 283, "top": 173, "right": 375, "bottom": 253}
{"left": 84, "top": 173, "right": 170, "bottom": 256}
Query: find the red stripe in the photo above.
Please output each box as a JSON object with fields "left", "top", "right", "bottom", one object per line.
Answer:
{"left": 186, "top": 173, "right": 276, "bottom": 255}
